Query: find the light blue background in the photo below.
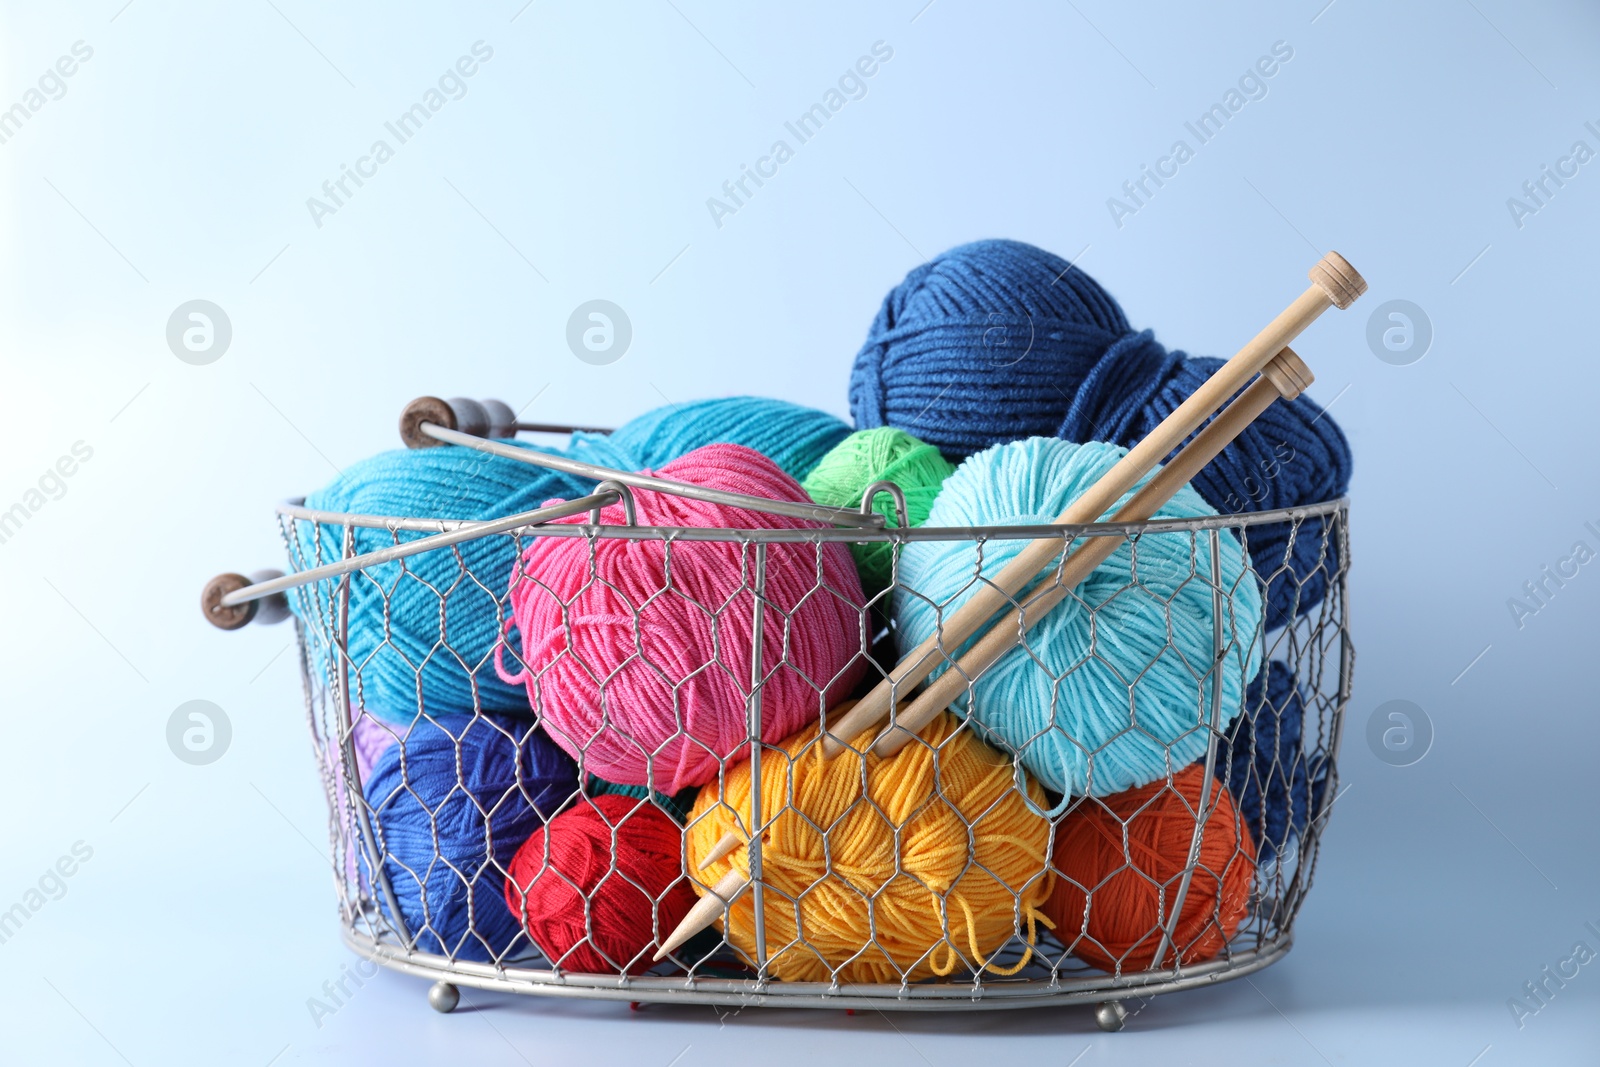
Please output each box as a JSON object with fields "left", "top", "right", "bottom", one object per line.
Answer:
{"left": 1, "top": 1, "right": 1597, "bottom": 1063}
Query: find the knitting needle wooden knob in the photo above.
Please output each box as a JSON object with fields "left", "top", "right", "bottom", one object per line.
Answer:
{"left": 820, "top": 252, "right": 1364, "bottom": 760}
{"left": 399, "top": 396, "right": 514, "bottom": 448}
{"left": 652, "top": 868, "right": 749, "bottom": 961}
{"left": 1307, "top": 251, "right": 1365, "bottom": 310}
{"left": 870, "top": 346, "right": 1314, "bottom": 759}
{"left": 200, "top": 569, "right": 291, "bottom": 630}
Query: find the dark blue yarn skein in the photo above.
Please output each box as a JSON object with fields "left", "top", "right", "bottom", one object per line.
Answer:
{"left": 1214, "top": 660, "right": 1330, "bottom": 863}
{"left": 362, "top": 713, "right": 579, "bottom": 962}
{"left": 848, "top": 239, "right": 1351, "bottom": 626}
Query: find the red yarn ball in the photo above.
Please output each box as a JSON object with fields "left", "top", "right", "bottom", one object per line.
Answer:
{"left": 504, "top": 794, "right": 696, "bottom": 974}
{"left": 1044, "top": 765, "right": 1256, "bottom": 973}
{"left": 497, "top": 442, "right": 867, "bottom": 793}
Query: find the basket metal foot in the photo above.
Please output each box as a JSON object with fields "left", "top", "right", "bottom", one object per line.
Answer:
{"left": 1094, "top": 1000, "right": 1127, "bottom": 1032}
{"left": 428, "top": 981, "right": 460, "bottom": 1014}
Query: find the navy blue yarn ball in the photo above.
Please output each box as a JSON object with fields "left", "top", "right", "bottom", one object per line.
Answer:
{"left": 362, "top": 713, "right": 579, "bottom": 961}
{"left": 1215, "top": 661, "right": 1330, "bottom": 863}
{"left": 848, "top": 239, "right": 1351, "bottom": 627}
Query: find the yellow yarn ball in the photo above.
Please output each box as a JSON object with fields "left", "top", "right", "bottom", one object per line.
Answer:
{"left": 686, "top": 708, "right": 1054, "bottom": 984}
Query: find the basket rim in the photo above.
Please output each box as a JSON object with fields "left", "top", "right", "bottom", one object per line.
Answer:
{"left": 276, "top": 496, "right": 1348, "bottom": 545}
{"left": 341, "top": 924, "right": 1297, "bottom": 1009}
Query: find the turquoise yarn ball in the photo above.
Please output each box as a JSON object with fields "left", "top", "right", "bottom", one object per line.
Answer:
{"left": 293, "top": 443, "right": 598, "bottom": 724}
{"left": 892, "top": 437, "right": 1263, "bottom": 800}
{"left": 580, "top": 397, "right": 851, "bottom": 481}
{"left": 564, "top": 429, "right": 639, "bottom": 472}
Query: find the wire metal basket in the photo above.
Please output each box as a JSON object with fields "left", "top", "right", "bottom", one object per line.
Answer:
{"left": 248, "top": 433, "right": 1349, "bottom": 1029}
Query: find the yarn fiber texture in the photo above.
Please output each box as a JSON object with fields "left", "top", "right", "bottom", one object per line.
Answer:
{"left": 848, "top": 239, "right": 1351, "bottom": 627}
{"left": 351, "top": 711, "right": 399, "bottom": 782}
{"left": 1044, "top": 765, "right": 1256, "bottom": 974}
{"left": 573, "top": 396, "right": 852, "bottom": 483}
{"left": 504, "top": 794, "right": 696, "bottom": 974}
{"left": 893, "top": 437, "right": 1264, "bottom": 801}
{"left": 801, "top": 427, "right": 956, "bottom": 598}
{"left": 295, "top": 444, "right": 598, "bottom": 724}
{"left": 497, "top": 443, "right": 868, "bottom": 794}
{"left": 362, "top": 713, "right": 578, "bottom": 962}
{"left": 333, "top": 711, "right": 400, "bottom": 894}
{"left": 1217, "top": 660, "right": 1328, "bottom": 862}
{"left": 686, "top": 710, "right": 1054, "bottom": 984}
{"left": 585, "top": 776, "right": 698, "bottom": 825}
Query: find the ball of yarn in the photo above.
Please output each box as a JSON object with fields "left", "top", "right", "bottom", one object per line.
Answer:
{"left": 1216, "top": 660, "right": 1329, "bottom": 862}
{"left": 504, "top": 794, "right": 696, "bottom": 974}
{"left": 362, "top": 713, "right": 578, "bottom": 961}
{"left": 295, "top": 444, "right": 599, "bottom": 724}
{"left": 565, "top": 427, "right": 643, "bottom": 472}
{"left": 801, "top": 427, "right": 956, "bottom": 596}
{"left": 497, "top": 443, "right": 867, "bottom": 794}
{"left": 578, "top": 397, "right": 852, "bottom": 482}
{"left": 1044, "top": 765, "right": 1256, "bottom": 973}
{"left": 848, "top": 239, "right": 1351, "bottom": 626}
{"left": 351, "top": 711, "right": 398, "bottom": 782}
{"left": 585, "top": 776, "right": 698, "bottom": 825}
{"left": 333, "top": 711, "right": 400, "bottom": 894}
{"left": 686, "top": 710, "right": 1053, "bottom": 984}
{"left": 893, "top": 437, "right": 1263, "bottom": 801}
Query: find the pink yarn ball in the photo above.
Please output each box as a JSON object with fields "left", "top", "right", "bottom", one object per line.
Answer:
{"left": 497, "top": 443, "right": 866, "bottom": 793}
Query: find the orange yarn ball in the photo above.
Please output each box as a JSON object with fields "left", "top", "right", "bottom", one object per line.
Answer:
{"left": 1044, "top": 765, "right": 1256, "bottom": 973}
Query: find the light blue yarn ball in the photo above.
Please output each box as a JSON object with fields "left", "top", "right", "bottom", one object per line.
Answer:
{"left": 582, "top": 397, "right": 851, "bottom": 481}
{"left": 892, "top": 437, "right": 1263, "bottom": 800}
{"left": 293, "top": 443, "right": 598, "bottom": 724}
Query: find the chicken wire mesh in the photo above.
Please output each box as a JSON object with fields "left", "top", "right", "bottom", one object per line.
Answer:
{"left": 273, "top": 493, "right": 1350, "bottom": 1011}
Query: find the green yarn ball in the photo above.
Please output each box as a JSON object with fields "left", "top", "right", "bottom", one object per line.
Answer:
{"left": 802, "top": 428, "right": 956, "bottom": 595}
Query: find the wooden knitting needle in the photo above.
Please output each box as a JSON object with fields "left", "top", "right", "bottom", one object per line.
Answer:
{"left": 696, "top": 831, "right": 744, "bottom": 872}
{"left": 871, "top": 347, "right": 1315, "bottom": 759}
{"left": 820, "top": 251, "right": 1364, "bottom": 759}
{"left": 653, "top": 867, "right": 749, "bottom": 961}
{"left": 655, "top": 831, "right": 747, "bottom": 959}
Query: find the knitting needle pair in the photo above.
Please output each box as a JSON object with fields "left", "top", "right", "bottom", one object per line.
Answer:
{"left": 653, "top": 251, "right": 1366, "bottom": 962}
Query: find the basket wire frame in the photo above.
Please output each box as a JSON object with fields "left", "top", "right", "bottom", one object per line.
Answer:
{"left": 276, "top": 492, "right": 1351, "bottom": 1010}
